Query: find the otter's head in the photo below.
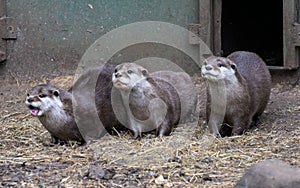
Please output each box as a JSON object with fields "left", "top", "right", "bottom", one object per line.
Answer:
{"left": 201, "top": 56, "right": 237, "bottom": 82}
{"left": 112, "top": 63, "right": 149, "bottom": 91}
{"left": 25, "top": 84, "right": 62, "bottom": 117}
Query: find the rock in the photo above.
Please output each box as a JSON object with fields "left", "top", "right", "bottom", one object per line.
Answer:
{"left": 234, "top": 159, "right": 300, "bottom": 188}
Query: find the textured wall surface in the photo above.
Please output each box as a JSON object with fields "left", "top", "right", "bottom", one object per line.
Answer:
{"left": 1, "top": 0, "right": 199, "bottom": 80}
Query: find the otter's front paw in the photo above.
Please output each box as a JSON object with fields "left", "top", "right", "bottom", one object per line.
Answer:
{"left": 133, "top": 131, "right": 142, "bottom": 140}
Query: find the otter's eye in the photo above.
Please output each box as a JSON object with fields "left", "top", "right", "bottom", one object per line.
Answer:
{"left": 127, "top": 70, "right": 133, "bottom": 74}
{"left": 217, "top": 63, "right": 223, "bottom": 68}
{"left": 114, "top": 69, "right": 118, "bottom": 73}
{"left": 27, "top": 93, "right": 30, "bottom": 97}
{"left": 39, "top": 94, "right": 46, "bottom": 98}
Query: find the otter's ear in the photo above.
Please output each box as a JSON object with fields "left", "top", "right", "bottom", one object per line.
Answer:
{"left": 141, "top": 69, "right": 149, "bottom": 76}
{"left": 53, "top": 90, "right": 60, "bottom": 97}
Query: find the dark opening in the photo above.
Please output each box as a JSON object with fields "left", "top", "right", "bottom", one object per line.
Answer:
{"left": 221, "top": 0, "right": 283, "bottom": 66}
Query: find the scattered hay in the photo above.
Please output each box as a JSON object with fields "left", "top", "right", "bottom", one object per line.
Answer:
{"left": 1, "top": 112, "right": 299, "bottom": 187}
{"left": 49, "top": 75, "right": 74, "bottom": 90}
{"left": 0, "top": 76, "right": 299, "bottom": 187}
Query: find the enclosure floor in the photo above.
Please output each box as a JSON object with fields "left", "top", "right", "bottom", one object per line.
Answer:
{"left": 0, "top": 76, "right": 299, "bottom": 187}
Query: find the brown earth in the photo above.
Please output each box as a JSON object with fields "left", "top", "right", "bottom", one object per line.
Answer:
{"left": 0, "top": 74, "right": 299, "bottom": 187}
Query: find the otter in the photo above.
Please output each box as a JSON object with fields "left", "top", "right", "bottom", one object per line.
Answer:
{"left": 25, "top": 84, "right": 83, "bottom": 144}
{"left": 25, "top": 64, "right": 123, "bottom": 144}
{"left": 201, "top": 51, "right": 271, "bottom": 136}
{"left": 112, "top": 63, "right": 197, "bottom": 138}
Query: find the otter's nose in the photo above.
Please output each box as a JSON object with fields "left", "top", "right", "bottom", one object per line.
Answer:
{"left": 205, "top": 65, "right": 213, "bottom": 71}
{"left": 27, "top": 98, "right": 34, "bottom": 103}
{"left": 115, "top": 72, "right": 121, "bottom": 78}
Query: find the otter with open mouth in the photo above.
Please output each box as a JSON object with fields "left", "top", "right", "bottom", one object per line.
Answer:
{"left": 25, "top": 64, "right": 124, "bottom": 144}
{"left": 25, "top": 84, "right": 83, "bottom": 144}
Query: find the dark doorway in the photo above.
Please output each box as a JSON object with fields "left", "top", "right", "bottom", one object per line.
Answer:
{"left": 221, "top": 0, "right": 283, "bottom": 66}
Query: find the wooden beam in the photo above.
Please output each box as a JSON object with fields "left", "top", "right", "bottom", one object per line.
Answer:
{"left": 283, "top": 0, "right": 299, "bottom": 69}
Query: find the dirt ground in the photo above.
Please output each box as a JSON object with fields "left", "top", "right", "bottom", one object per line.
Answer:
{"left": 0, "top": 74, "right": 299, "bottom": 187}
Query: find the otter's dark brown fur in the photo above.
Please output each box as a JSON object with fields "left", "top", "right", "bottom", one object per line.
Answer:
{"left": 130, "top": 76, "right": 181, "bottom": 138}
